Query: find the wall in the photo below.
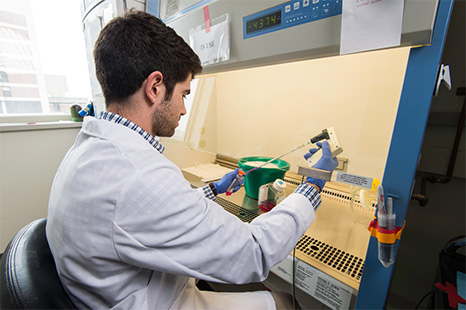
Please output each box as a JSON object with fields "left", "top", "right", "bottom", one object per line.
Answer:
{"left": 0, "top": 127, "right": 80, "bottom": 250}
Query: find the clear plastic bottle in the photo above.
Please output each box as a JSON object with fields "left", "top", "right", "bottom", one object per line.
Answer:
{"left": 258, "top": 179, "right": 287, "bottom": 212}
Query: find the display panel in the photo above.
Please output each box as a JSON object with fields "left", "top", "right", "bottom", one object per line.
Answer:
{"left": 243, "top": 0, "right": 343, "bottom": 40}
{"left": 245, "top": 10, "right": 281, "bottom": 35}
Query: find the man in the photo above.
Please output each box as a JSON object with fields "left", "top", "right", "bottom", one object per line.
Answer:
{"left": 46, "top": 10, "right": 338, "bottom": 309}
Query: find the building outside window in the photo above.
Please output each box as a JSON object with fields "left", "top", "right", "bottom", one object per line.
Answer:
{"left": 0, "top": 0, "right": 91, "bottom": 116}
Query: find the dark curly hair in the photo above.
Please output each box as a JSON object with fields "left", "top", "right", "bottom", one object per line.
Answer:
{"left": 94, "top": 10, "right": 202, "bottom": 105}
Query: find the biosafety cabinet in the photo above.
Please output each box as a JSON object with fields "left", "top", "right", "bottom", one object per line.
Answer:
{"left": 85, "top": 0, "right": 455, "bottom": 308}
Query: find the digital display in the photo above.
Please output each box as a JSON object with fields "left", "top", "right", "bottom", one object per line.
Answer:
{"left": 246, "top": 10, "right": 282, "bottom": 34}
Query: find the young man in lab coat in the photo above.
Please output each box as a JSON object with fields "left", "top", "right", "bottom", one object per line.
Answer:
{"left": 46, "top": 10, "right": 338, "bottom": 310}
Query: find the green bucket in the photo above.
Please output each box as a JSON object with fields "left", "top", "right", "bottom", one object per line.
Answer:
{"left": 238, "top": 156, "right": 290, "bottom": 199}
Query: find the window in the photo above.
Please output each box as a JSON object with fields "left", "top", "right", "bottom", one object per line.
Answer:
{"left": 172, "top": 79, "right": 199, "bottom": 141}
{"left": 0, "top": 0, "right": 91, "bottom": 116}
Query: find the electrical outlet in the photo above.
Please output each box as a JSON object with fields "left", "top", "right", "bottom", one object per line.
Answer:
{"left": 308, "top": 126, "right": 344, "bottom": 167}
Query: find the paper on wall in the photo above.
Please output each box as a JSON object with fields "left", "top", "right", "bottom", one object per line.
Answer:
{"left": 189, "top": 13, "right": 230, "bottom": 66}
{"left": 340, "top": 0, "right": 404, "bottom": 55}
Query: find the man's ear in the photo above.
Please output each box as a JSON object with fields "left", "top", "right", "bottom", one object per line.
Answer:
{"left": 145, "top": 71, "right": 164, "bottom": 104}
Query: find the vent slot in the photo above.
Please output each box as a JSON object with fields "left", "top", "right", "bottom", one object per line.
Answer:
{"left": 322, "top": 187, "right": 377, "bottom": 211}
{"left": 283, "top": 177, "right": 302, "bottom": 187}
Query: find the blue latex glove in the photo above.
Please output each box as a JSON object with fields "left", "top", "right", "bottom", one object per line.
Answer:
{"left": 304, "top": 141, "right": 338, "bottom": 191}
{"left": 213, "top": 168, "right": 243, "bottom": 194}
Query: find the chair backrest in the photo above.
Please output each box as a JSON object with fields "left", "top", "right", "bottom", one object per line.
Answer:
{"left": 0, "top": 218, "right": 76, "bottom": 309}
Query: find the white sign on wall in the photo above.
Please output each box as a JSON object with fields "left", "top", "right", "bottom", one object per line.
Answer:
{"left": 189, "top": 13, "right": 230, "bottom": 66}
{"left": 340, "top": 0, "right": 404, "bottom": 55}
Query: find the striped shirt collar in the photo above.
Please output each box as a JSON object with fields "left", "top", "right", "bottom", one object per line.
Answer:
{"left": 99, "top": 111, "right": 165, "bottom": 154}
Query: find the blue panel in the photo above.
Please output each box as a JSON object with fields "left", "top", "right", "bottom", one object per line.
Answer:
{"left": 146, "top": 0, "right": 159, "bottom": 17}
{"left": 243, "top": 0, "right": 342, "bottom": 39}
{"left": 355, "top": 0, "right": 454, "bottom": 309}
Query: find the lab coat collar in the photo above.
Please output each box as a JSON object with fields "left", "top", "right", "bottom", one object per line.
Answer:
{"left": 81, "top": 115, "right": 165, "bottom": 154}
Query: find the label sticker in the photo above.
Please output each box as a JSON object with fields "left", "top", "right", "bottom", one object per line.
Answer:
{"left": 203, "top": 6, "right": 211, "bottom": 33}
{"left": 336, "top": 172, "right": 373, "bottom": 189}
{"left": 271, "top": 255, "right": 294, "bottom": 283}
{"left": 165, "top": 0, "right": 179, "bottom": 18}
{"left": 271, "top": 255, "right": 353, "bottom": 309}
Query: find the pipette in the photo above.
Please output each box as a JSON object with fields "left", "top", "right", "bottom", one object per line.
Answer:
{"left": 244, "top": 142, "right": 311, "bottom": 176}
{"left": 248, "top": 127, "right": 340, "bottom": 175}
{"left": 307, "top": 127, "right": 343, "bottom": 167}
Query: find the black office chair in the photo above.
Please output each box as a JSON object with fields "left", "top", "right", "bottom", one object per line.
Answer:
{"left": 0, "top": 218, "right": 76, "bottom": 309}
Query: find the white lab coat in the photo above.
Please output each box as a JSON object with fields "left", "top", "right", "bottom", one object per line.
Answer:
{"left": 46, "top": 116, "right": 318, "bottom": 309}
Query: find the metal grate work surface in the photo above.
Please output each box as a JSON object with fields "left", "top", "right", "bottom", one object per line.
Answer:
{"left": 215, "top": 184, "right": 369, "bottom": 286}
{"left": 216, "top": 196, "right": 259, "bottom": 223}
{"left": 296, "top": 235, "right": 364, "bottom": 281}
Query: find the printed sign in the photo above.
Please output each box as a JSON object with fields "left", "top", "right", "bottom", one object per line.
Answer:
{"left": 340, "top": 0, "right": 404, "bottom": 55}
{"left": 336, "top": 172, "right": 373, "bottom": 189}
{"left": 189, "top": 14, "right": 230, "bottom": 66}
{"left": 271, "top": 255, "right": 353, "bottom": 310}
{"left": 165, "top": 0, "right": 179, "bottom": 18}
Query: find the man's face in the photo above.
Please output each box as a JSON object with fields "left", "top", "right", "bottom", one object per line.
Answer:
{"left": 151, "top": 74, "right": 192, "bottom": 137}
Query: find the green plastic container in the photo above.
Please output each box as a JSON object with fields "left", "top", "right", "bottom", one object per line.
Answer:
{"left": 238, "top": 156, "right": 290, "bottom": 199}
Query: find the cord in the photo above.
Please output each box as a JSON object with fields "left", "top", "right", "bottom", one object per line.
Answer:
{"left": 415, "top": 289, "right": 439, "bottom": 309}
{"left": 292, "top": 246, "right": 297, "bottom": 310}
